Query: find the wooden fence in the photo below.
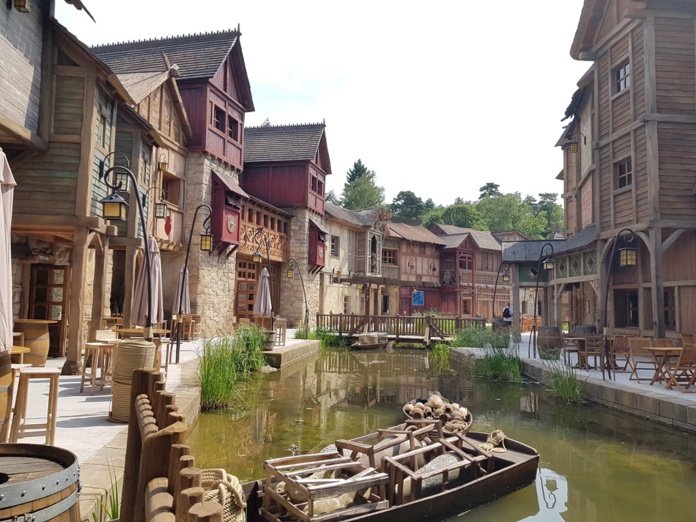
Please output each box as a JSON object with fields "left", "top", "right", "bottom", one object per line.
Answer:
{"left": 118, "top": 368, "right": 243, "bottom": 522}
{"left": 316, "top": 314, "right": 486, "bottom": 343}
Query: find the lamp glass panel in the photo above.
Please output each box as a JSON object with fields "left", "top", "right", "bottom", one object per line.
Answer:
{"left": 158, "top": 161, "right": 168, "bottom": 172}
{"left": 103, "top": 201, "right": 126, "bottom": 220}
{"left": 200, "top": 234, "right": 213, "bottom": 252}
{"left": 543, "top": 258, "right": 555, "bottom": 270}
{"left": 570, "top": 142, "right": 579, "bottom": 153}
{"left": 155, "top": 202, "right": 167, "bottom": 219}
{"left": 287, "top": 268, "right": 294, "bottom": 279}
{"left": 115, "top": 172, "right": 130, "bottom": 192}
{"left": 619, "top": 248, "right": 637, "bottom": 267}
{"left": 252, "top": 252, "right": 262, "bottom": 263}
{"left": 502, "top": 273, "right": 511, "bottom": 283}
{"left": 336, "top": 270, "right": 342, "bottom": 278}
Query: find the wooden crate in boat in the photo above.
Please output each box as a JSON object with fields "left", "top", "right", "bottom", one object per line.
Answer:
{"left": 261, "top": 451, "right": 390, "bottom": 522}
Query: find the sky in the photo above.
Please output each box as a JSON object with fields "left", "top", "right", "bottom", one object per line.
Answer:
{"left": 54, "top": 0, "right": 590, "bottom": 206}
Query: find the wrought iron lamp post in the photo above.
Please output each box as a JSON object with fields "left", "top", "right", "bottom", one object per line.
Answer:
{"left": 99, "top": 152, "right": 154, "bottom": 341}
{"left": 601, "top": 228, "right": 637, "bottom": 379}
{"left": 492, "top": 261, "right": 511, "bottom": 322}
{"left": 287, "top": 258, "right": 309, "bottom": 334}
{"left": 529, "top": 242, "right": 555, "bottom": 358}
{"left": 174, "top": 204, "right": 213, "bottom": 363}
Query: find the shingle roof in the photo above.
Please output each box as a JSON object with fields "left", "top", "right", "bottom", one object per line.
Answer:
{"left": 244, "top": 124, "right": 326, "bottom": 163}
{"left": 325, "top": 202, "right": 383, "bottom": 228}
{"left": 441, "top": 233, "right": 468, "bottom": 250}
{"left": 553, "top": 224, "right": 597, "bottom": 255}
{"left": 117, "top": 71, "right": 170, "bottom": 104}
{"left": 502, "top": 240, "right": 565, "bottom": 263}
{"left": 92, "top": 30, "right": 239, "bottom": 81}
{"left": 388, "top": 223, "right": 445, "bottom": 245}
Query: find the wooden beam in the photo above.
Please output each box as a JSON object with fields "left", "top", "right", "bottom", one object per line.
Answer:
{"left": 89, "top": 236, "right": 109, "bottom": 342}
{"left": 0, "top": 113, "right": 49, "bottom": 151}
{"left": 63, "top": 227, "right": 91, "bottom": 375}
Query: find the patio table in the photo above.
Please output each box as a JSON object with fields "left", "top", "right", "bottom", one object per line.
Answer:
{"left": 646, "top": 346, "right": 682, "bottom": 386}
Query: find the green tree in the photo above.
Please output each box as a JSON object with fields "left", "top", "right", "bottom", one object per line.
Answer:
{"left": 341, "top": 170, "right": 385, "bottom": 210}
{"left": 390, "top": 190, "right": 426, "bottom": 223}
{"left": 479, "top": 183, "right": 501, "bottom": 199}
{"left": 325, "top": 189, "right": 340, "bottom": 205}
{"left": 441, "top": 203, "right": 488, "bottom": 230}
{"left": 476, "top": 192, "right": 546, "bottom": 238}
{"left": 346, "top": 159, "right": 372, "bottom": 183}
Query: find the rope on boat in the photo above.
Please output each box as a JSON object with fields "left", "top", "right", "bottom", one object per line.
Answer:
{"left": 478, "top": 430, "right": 507, "bottom": 453}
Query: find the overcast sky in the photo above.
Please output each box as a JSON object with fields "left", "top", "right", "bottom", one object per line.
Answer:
{"left": 55, "top": 0, "right": 590, "bottom": 206}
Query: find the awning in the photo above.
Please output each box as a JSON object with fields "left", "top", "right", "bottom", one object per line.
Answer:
{"left": 309, "top": 217, "right": 329, "bottom": 236}
{"left": 212, "top": 171, "right": 249, "bottom": 198}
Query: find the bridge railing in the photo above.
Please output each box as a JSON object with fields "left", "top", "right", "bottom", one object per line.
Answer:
{"left": 316, "top": 313, "right": 486, "bottom": 339}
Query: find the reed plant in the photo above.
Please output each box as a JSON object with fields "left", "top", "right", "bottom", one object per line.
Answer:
{"left": 428, "top": 343, "right": 453, "bottom": 375}
{"left": 544, "top": 359, "right": 584, "bottom": 404}
{"left": 199, "top": 325, "right": 266, "bottom": 411}
{"left": 91, "top": 459, "right": 119, "bottom": 521}
{"left": 295, "top": 326, "right": 346, "bottom": 348}
{"left": 473, "top": 347, "right": 522, "bottom": 382}
{"left": 454, "top": 326, "right": 510, "bottom": 349}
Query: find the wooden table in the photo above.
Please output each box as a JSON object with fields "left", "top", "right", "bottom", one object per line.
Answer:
{"left": 11, "top": 346, "right": 30, "bottom": 365}
{"left": 13, "top": 319, "right": 58, "bottom": 367}
{"left": 118, "top": 328, "right": 170, "bottom": 340}
{"left": 12, "top": 332, "right": 24, "bottom": 347}
{"left": 564, "top": 337, "right": 590, "bottom": 368}
{"left": 646, "top": 346, "right": 682, "bottom": 386}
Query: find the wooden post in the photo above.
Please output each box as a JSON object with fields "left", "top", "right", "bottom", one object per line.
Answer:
{"left": 168, "top": 445, "right": 190, "bottom": 496}
{"left": 89, "top": 236, "right": 109, "bottom": 342}
{"left": 187, "top": 502, "right": 223, "bottom": 522}
{"left": 64, "top": 227, "right": 91, "bottom": 374}
{"left": 176, "top": 488, "right": 204, "bottom": 522}
{"left": 176, "top": 467, "right": 202, "bottom": 522}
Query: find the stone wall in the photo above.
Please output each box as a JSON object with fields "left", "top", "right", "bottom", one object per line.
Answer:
{"left": 184, "top": 154, "right": 238, "bottom": 336}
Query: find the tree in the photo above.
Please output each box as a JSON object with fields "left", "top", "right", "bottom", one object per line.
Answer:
{"left": 261, "top": 118, "right": 271, "bottom": 127}
{"left": 528, "top": 193, "right": 565, "bottom": 238}
{"left": 346, "top": 159, "right": 373, "bottom": 184}
{"left": 390, "top": 191, "right": 426, "bottom": 223}
{"left": 479, "top": 183, "right": 501, "bottom": 199}
{"left": 341, "top": 170, "right": 385, "bottom": 210}
{"left": 325, "top": 189, "right": 340, "bottom": 205}
{"left": 476, "top": 192, "right": 546, "bottom": 238}
{"left": 440, "top": 203, "right": 488, "bottom": 230}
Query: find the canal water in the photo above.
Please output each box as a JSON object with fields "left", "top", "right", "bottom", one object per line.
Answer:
{"left": 188, "top": 348, "right": 696, "bottom": 521}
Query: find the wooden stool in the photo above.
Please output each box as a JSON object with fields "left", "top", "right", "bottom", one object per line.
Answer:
{"left": 153, "top": 338, "right": 170, "bottom": 377}
{"left": 275, "top": 318, "right": 287, "bottom": 346}
{"left": 81, "top": 342, "right": 114, "bottom": 394}
{"left": 9, "top": 367, "right": 60, "bottom": 445}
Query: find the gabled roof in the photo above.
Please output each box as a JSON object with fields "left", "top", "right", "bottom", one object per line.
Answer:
{"left": 441, "top": 233, "right": 469, "bottom": 250}
{"left": 325, "top": 202, "right": 383, "bottom": 229}
{"left": 429, "top": 223, "right": 470, "bottom": 236}
{"left": 502, "top": 240, "right": 565, "bottom": 263}
{"left": 244, "top": 123, "right": 329, "bottom": 166}
{"left": 571, "top": 0, "right": 609, "bottom": 59}
{"left": 430, "top": 223, "right": 501, "bottom": 251}
{"left": 387, "top": 223, "right": 445, "bottom": 245}
{"left": 553, "top": 224, "right": 597, "bottom": 255}
{"left": 92, "top": 30, "right": 240, "bottom": 80}
{"left": 117, "top": 71, "right": 170, "bottom": 105}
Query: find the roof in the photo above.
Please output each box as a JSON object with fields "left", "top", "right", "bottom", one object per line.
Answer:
{"left": 553, "top": 224, "right": 597, "bottom": 255}
{"left": 502, "top": 240, "right": 565, "bottom": 263}
{"left": 324, "top": 202, "right": 383, "bottom": 228}
{"left": 244, "top": 124, "right": 326, "bottom": 163}
{"left": 431, "top": 224, "right": 501, "bottom": 251}
{"left": 92, "top": 30, "right": 239, "bottom": 81}
{"left": 441, "top": 233, "right": 468, "bottom": 250}
{"left": 430, "top": 223, "right": 470, "bottom": 236}
{"left": 309, "top": 217, "right": 329, "bottom": 236}
{"left": 213, "top": 170, "right": 249, "bottom": 198}
{"left": 387, "top": 223, "right": 445, "bottom": 245}
{"left": 117, "top": 71, "right": 170, "bottom": 104}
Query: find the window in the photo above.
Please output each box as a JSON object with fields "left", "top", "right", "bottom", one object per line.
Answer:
{"left": 212, "top": 105, "right": 225, "bottom": 133}
{"left": 614, "top": 61, "right": 631, "bottom": 93}
{"left": 382, "top": 249, "right": 397, "bottom": 265}
{"left": 227, "top": 115, "right": 239, "bottom": 141}
{"left": 330, "top": 235, "right": 340, "bottom": 257}
{"left": 459, "top": 254, "right": 473, "bottom": 270}
{"left": 381, "top": 295, "right": 390, "bottom": 314}
{"left": 161, "top": 174, "right": 181, "bottom": 206}
{"left": 616, "top": 158, "right": 632, "bottom": 189}
{"left": 343, "top": 296, "right": 351, "bottom": 315}
{"left": 664, "top": 288, "right": 676, "bottom": 330}
{"left": 614, "top": 289, "right": 639, "bottom": 328}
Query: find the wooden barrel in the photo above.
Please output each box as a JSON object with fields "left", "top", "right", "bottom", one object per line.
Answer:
{"left": 0, "top": 353, "right": 11, "bottom": 441}
{"left": 111, "top": 340, "right": 155, "bottom": 423}
{"left": 537, "top": 326, "right": 562, "bottom": 359}
{"left": 0, "top": 443, "right": 81, "bottom": 521}
{"left": 573, "top": 325, "right": 597, "bottom": 336}
{"left": 20, "top": 323, "right": 51, "bottom": 367}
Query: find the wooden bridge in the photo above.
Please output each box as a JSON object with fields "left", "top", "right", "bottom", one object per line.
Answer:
{"left": 315, "top": 314, "right": 486, "bottom": 345}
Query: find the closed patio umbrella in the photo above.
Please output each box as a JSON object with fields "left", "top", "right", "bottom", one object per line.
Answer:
{"left": 253, "top": 267, "right": 273, "bottom": 329}
{"left": 0, "top": 150, "right": 15, "bottom": 355}
{"left": 173, "top": 266, "right": 190, "bottom": 316}
{"left": 130, "top": 237, "right": 164, "bottom": 328}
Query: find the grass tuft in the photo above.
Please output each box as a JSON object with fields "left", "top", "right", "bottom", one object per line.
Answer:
{"left": 473, "top": 347, "right": 522, "bottom": 382}
{"left": 295, "top": 326, "right": 347, "bottom": 348}
{"left": 453, "top": 326, "right": 510, "bottom": 349}
{"left": 544, "top": 359, "right": 584, "bottom": 403}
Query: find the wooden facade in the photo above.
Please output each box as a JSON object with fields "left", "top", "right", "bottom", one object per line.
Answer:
{"left": 556, "top": 0, "right": 696, "bottom": 338}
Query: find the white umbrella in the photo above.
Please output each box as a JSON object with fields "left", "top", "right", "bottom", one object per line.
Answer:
{"left": 253, "top": 267, "right": 273, "bottom": 317}
{"left": 173, "top": 266, "right": 190, "bottom": 316}
{"left": 130, "top": 237, "right": 164, "bottom": 327}
{"left": 0, "top": 150, "right": 16, "bottom": 355}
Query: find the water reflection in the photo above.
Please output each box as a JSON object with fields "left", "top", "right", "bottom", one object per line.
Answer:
{"left": 189, "top": 348, "right": 696, "bottom": 522}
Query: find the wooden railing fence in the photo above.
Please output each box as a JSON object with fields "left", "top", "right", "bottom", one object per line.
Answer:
{"left": 119, "top": 368, "right": 231, "bottom": 522}
{"left": 316, "top": 314, "right": 486, "bottom": 343}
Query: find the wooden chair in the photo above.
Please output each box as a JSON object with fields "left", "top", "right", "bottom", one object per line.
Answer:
{"left": 610, "top": 335, "right": 630, "bottom": 371}
{"left": 664, "top": 343, "right": 696, "bottom": 393}
{"left": 584, "top": 335, "right": 605, "bottom": 374}
{"left": 627, "top": 337, "right": 657, "bottom": 383}
{"left": 680, "top": 333, "right": 696, "bottom": 345}
{"left": 561, "top": 333, "right": 580, "bottom": 367}
{"left": 274, "top": 317, "right": 287, "bottom": 346}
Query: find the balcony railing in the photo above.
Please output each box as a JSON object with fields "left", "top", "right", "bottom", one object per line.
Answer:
{"left": 239, "top": 222, "right": 288, "bottom": 262}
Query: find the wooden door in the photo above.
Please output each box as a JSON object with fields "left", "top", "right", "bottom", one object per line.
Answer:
{"left": 236, "top": 259, "right": 258, "bottom": 321}
{"left": 29, "top": 265, "right": 68, "bottom": 357}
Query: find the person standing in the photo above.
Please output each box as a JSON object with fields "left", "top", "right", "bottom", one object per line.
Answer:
{"left": 503, "top": 303, "right": 513, "bottom": 327}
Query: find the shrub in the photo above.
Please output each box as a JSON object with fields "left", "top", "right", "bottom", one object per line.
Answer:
{"left": 544, "top": 359, "right": 584, "bottom": 404}
{"left": 473, "top": 347, "right": 522, "bottom": 382}
{"left": 295, "top": 326, "right": 346, "bottom": 348}
{"left": 429, "top": 343, "right": 452, "bottom": 375}
{"left": 454, "top": 326, "right": 510, "bottom": 349}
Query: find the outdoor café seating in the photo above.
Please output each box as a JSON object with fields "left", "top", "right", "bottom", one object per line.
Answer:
{"left": 627, "top": 337, "right": 658, "bottom": 384}
{"left": 610, "top": 335, "right": 630, "bottom": 371}
{"left": 583, "top": 335, "right": 605, "bottom": 373}
{"left": 664, "top": 343, "right": 696, "bottom": 393}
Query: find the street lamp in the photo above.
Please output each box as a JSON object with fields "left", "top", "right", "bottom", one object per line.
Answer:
{"left": 601, "top": 228, "right": 637, "bottom": 379}
{"left": 492, "top": 261, "right": 511, "bottom": 323}
{"left": 174, "top": 203, "right": 212, "bottom": 363}
{"left": 529, "top": 242, "right": 554, "bottom": 358}
{"left": 99, "top": 152, "right": 154, "bottom": 341}
{"left": 287, "top": 258, "right": 309, "bottom": 334}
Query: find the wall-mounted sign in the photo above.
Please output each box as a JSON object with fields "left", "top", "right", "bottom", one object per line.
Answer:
{"left": 412, "top": 290, "right": 424, "bottom": 306}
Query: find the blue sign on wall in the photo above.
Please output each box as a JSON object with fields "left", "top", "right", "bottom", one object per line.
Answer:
{"left": 412, "top": 290, "right": 424, "bottom": 306}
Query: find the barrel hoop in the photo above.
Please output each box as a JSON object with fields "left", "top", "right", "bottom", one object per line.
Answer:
{"left": 0, "top": 459, "right": 79, "bottom": 509}
{"left": 0, "top": 487, "right": 79, "bottom": 522}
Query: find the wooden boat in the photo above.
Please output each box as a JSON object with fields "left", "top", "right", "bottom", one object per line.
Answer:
{"left": 351, "top": 332, "right": 389, "bottom": 350}
{"left": 239, "top": 420, "right": 539, "bottom": 522}
{"left": 403, "top": 392, "right": 473, "bottom": 436}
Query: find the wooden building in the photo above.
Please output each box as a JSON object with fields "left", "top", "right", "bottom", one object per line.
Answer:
{"left": 555, "top": 0, "right": 696, "bottom": 338}
{"left": 242, "top": 123, "right": 331, "bottom": 327}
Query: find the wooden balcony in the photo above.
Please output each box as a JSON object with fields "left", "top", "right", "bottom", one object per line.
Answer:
{"left": 239, "top": 222, "right": 288, "bottom": 262}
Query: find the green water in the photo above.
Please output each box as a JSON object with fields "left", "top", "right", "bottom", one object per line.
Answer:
{"left": 188, "top": 349, "right": 696, "bottom": 521}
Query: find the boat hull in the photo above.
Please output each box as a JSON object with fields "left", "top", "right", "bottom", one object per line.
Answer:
{"left": 244, "top": 431, "right": 539, "bottom": 522}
